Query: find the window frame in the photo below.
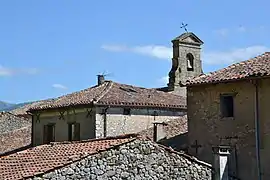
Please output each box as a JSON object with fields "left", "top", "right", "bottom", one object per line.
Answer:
{"left": 43, "top": 123, "right": 55, "bottom": 144}
{"left": 220, "top": 93, "right": 235, "bottom": 118}
{"left": 68, "top": 122, "right": 80, "bottom": 141}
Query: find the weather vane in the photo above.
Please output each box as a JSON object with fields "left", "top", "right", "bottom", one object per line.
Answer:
{"left": 180, "top": 22, "right": 188, "bottom": 33}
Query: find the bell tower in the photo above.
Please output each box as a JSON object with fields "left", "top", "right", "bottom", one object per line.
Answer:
{"left": 167, "top": 32, "right": 204, "bottom": 97}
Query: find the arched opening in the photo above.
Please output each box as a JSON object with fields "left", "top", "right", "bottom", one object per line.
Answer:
{"left": 186, "top": 53, "right": 194, "bottom": 71}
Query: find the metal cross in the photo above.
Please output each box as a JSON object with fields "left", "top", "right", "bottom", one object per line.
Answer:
{"left": 191, "top": 140, "right": 202, "bottom": 155}
{"left": 180, "top": 22, "right": 188, "bottom": 33}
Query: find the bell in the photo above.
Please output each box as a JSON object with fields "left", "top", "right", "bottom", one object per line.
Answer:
{"left": 187, "top": 59, "right": 193, "bottom": 69}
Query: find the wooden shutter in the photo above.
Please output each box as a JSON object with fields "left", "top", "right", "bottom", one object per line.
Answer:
{"left": 43, "top": 125, "right": 48, "bottom": 144}
{"left": 50, "top": 124, "right": 55, "bottom": 142}
{"left": 68, "top": 123, "right": 72, "bottom": 141}
{"left": 74, "top": 123, "right": 80, "bottom": 141}
{"left": 44, "top": 124, "right": 55, "bottom": 143}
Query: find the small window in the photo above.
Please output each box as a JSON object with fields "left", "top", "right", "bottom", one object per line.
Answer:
{"left": 220, "top": 94, "right": 234, "bottom": 117}
{"left": 123, "top": 108, "right": 131, "bottom": 115}
{"left": 68, "top": 123, "right": 80, "bottom": 141}
{"left": 43, "top": 124, "right": 55, "bottom": 144}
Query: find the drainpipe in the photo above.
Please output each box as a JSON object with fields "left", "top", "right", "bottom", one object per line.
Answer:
{"left": 254, "top": 79, "right": 261, "bottom": 180}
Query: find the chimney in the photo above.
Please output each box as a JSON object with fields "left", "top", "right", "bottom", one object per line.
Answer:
{"left": 153, "top": 122, "right": 168, "bottom": 142}
{"left": 97, "top": 75, "right": 105, "bottom": 85}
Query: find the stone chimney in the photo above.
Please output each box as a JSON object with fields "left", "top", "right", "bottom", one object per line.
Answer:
{"left": 212, "top": 146, "right": 231, "bottom": 180}
{"left": 153, "top": 122, "right": 168, "bottom": 142}
{"left": 97, "top": 75, "right": 105, "bottom": 85}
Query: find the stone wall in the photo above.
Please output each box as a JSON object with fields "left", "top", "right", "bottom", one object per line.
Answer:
{"left": 95, "top": 107, "right": 185, "bottom": 138}
{"left": 30, "top": 139, "right": 212, "bottom": 180}
{"left": 187, "top": 78, "right": 270, "bottom": 180}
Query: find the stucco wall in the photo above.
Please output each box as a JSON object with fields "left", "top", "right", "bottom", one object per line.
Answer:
{"left": 187, "top": 78, "right": 270, "bottom": 180}
{"left": 95, "top": 107, "right": 185, "bottom": 138}
{"left": 33, "top": 107, "right": 185, "bottom": 146}
{"left": 258, "top": 78, "right": 270, "bottom": 179}
{"left": 30, "top": 139, "right": 212, "bottom": 180}
{"left": 33, "top": 108, "right": 96, "bottom": 146}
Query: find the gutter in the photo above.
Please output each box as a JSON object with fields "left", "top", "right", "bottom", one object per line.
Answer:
{"left": 254, "top": 79, "right": 262, "bottom": 180}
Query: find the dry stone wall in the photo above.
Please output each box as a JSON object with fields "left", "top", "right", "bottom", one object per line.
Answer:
{"left": 30, "top": 139, "right": 212, "bottom": 180}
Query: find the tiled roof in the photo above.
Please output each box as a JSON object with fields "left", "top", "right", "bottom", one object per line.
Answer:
{"left": 0, "top": 112, "right": 31, "bottom": 155}
{"left": 0, "top": 112, "right": 30, "bottom": 134}
{"left": 139, "top": 115, "right": 187, "bottom": 141}
{"left": 10, "top": 99, "right": 54, "bottom": 116}
{"left": 187, "top": 52, "right": 270, "bottom": 86}
{"left": 0, "top": 126, "right": 31, "bottom": 155}
{"left": 29, "top": 81, "right": 186, "bottom": 111}
{"left": 0, "top": 134, "right": 137, "bottom": 180}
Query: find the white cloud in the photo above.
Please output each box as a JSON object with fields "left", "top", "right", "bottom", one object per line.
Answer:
{"left": 0, "top": 66, "right": 38, "bottom": 76}
{"left": 101, "top": 45, "right": 128, "bottom": 52}
{"left": 101, "top": 44, "right": 172, "bottom": 59}
{"left": 52, "top": 84, "right": 67, "bottom": 90}
{"left": 203, "top": 45, "right": 270, "bottom": 65}
{"left": 0, "top": 66, "right": 13, "bottom": 76}
{"left": 102, "top": 44, "right": 270, "bottom": 66}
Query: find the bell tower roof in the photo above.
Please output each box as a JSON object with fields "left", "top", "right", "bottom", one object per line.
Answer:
{"left": 172, "top": 32, "right": 204, "bottom": 46}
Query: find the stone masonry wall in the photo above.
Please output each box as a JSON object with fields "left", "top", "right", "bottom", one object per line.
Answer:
{"left": 187, "top": 79, "right": 270, "bottom": 180}
{"left": 31, "top": 139, "right": 212, "bottom": 180}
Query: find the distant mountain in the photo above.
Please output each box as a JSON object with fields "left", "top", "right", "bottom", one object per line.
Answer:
{"left": 0, "top": 101, "right": 15, "bottom": 111}
{"left": 0, "top": 101, "right": 32, "bottom": 112}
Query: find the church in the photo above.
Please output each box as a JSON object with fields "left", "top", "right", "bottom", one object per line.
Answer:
{"left": 27, "top": 32, "right": 203, "bottom": 147}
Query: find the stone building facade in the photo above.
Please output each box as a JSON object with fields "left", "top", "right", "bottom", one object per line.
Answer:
{"left": 0, "top": 134, "right": 213, "bottom": 180}
{"left": 187, "top": 52, "right": 270, "bottom": 180}
{"left": 29, "top": 79, "right": 186, "bottom": 146}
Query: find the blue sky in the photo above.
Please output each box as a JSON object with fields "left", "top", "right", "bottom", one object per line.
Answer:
{"left": 1, "top": 0, "right": 269, "bottom": 103}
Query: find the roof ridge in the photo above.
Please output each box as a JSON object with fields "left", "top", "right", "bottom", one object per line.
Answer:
{"left": 0, "top": 111, "right": 28, "bottom": 120}
{"left": 93, "top": 81, "right": 114, "bottom": 103}
{"left": 187, "top": 52, "right": 270, "bottom": 86}
{"left": 112, "top": 81, "right": 186, "bottom": 98}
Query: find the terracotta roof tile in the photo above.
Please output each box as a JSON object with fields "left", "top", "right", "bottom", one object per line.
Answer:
{"left": 0, "top": 112, "right": 30, "bottom": 134}
{"left": 187, "top": 52, "right": 270, "bottom": 86}
{"left": 29, "top": 81, "right": 186, "bottom": 111}
{"left": 0, "top": 134, "right": 136, "bottom": 180}
{"left": 0, "top": 112, "right": 31, "bottom": 154}
{"left": 10, "top": 99, "right": 54, "bottom": 116}
{"left": 0, "top": 126, "right": 31, "bottom": 155}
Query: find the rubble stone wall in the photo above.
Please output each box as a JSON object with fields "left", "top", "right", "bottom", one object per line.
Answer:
{"left": 30, "top": 139, "right": 212, "bottom": 180}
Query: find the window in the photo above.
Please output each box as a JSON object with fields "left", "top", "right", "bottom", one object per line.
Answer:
{"left": 186, "top": 53, "right": 194, "bottom": 71}
{"left": 68, "top": 123, "right": 80, "bottom": 141}
{"left": 220, "top": 94, "right": 234, "bottom": 117}
{"left": 123, "top": 108, "right": 131, "bottom": 115}
{"left": 43, "top": 124, "right": 55, "bottom": 144}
